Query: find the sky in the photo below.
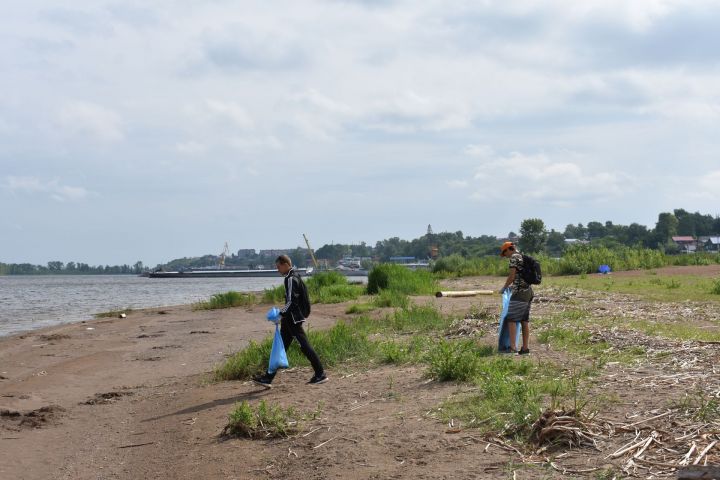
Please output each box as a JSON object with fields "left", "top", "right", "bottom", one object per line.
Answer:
{"left": 2, "top": 0, "right": 720, "bottom": 266}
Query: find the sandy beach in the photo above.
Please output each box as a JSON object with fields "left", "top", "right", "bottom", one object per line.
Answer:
{"left": 0, "top": 281, "right": 505, "bottom": 480}
{"left": 3, "top": 267, "right": 720, "bottom": 479}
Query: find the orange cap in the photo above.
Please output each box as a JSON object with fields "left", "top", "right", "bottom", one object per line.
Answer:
{"left": 500, "top": 241, "right": 514, "bottom": 255}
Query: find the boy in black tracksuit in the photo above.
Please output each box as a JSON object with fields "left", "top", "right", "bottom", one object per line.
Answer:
{"left": 253, "top": 255, "right": 327, "bottom": 387}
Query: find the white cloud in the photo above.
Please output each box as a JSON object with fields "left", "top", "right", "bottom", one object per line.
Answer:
{"left": 468, "top": 150, "right": 632, "bottom": 206}
{"left": 57, "top": 101, "right": 124, "bottom": 142}
{"left": 2, "top": 176, "right": 90, "bottom": 202}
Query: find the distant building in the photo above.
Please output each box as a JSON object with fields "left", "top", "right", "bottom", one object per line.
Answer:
{"left": 671, "top": 236, "right": 697, "bottom": 253}
{"left": 236, "top": 249, "right": 256, "bottom": 257}
{"left": 702, "top": 236, "right": 720, "bottom": 252}
{"left": 259, "top": 249, "right": 290, "bottom": 257}
{"left": 389, "top": 256, "right": 417, "bottom": 264}
{"left": 564, "top": 238, "right": 589, "bottom": 245}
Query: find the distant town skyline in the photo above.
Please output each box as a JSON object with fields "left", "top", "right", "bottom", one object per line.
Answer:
{"left": 2, "top": 1, "right": 720, "bottom": 265}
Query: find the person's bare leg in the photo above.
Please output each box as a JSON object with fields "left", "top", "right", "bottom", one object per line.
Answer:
{"left": 521, "top": 321, "right": 529, "bottom": 351}
{"left": 508, "top": 321, "right": 518, "bottom": 351}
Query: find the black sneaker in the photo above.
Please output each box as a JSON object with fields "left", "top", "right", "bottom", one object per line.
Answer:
{"left": 518, "top": 348, "right": 530, "bottom": 355}
{"left": 252, "top": 374, "right": 273, "bottom": 388}
{"left": 307, "top": 373, "right": 328, "bottom": 385}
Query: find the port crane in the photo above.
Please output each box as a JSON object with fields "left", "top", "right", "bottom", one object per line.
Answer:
{"left": 218, "top": 241, "right": 230, "bottom": 267}
{"left": 303, "top": 234, "right": 319, "bottom": 269}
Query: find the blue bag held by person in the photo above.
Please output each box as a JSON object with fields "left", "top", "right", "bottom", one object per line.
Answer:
{"left": 266, "top": 307, "right": 281, "bottom": 323}
{"left": 268, "top": 323, "right": 288, "bottom": 373}
{"left": 497, "top": 289, "right": 521, "bottom": 352}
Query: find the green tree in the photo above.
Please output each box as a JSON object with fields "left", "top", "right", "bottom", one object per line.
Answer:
{"left": 545, "top": 229, "right": 566, "bottom": 257}
{"left": 654, "top": 212, "right": 679, "bottom": 247}
{"left": 518, "top": 218, "right": 547, "bottom": 254}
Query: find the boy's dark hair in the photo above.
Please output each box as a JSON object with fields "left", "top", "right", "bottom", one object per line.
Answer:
{"left": 275, "top": 255, "right": 292, "bottom": 266}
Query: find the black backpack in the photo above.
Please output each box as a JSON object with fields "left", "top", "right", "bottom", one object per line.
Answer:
{"left": 293, "top": 272, "right": 311, "bottom": 318}
{"left": 520, "top": 254, "right": 542, "bottom": 285}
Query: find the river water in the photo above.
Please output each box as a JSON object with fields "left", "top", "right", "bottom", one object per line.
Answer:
{"left": 0, "top": 275, "right": 287, "bottom": 337}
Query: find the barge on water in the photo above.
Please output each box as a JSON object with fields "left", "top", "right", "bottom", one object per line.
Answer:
{"left": 147, "top": 267, "right": 313, "bottom": 278}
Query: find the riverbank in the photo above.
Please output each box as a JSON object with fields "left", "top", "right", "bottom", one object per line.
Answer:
{"left": 2, "top": 267, "right": 720, "bottom": 479}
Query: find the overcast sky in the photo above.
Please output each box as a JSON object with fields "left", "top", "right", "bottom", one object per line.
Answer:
{"left": 2, "top": 1, "right": 720, "bottom": 266}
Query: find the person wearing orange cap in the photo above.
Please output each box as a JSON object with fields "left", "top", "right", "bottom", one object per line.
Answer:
{"left": 498, "top": 242, "right": 533, "bottom": 354}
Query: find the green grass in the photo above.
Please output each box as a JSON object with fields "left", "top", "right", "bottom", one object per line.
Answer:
{"left": 438, "top": 360, "right": 599, "bottom": 438}
{"left": 372, "top": 289, "right": 410, "bottom": 308}
{"left": 215, "top": 320, "right": 377, "bottom": 380}
{"left": 222, "top": 400, "right": 300, "bottom": 438}
{"left": 193, "top": 291, "right": 257, "bottom": 310}
{"left": 426, "top": 339, "right": 494, "bottom": 381}
{"left": 623, "top": 319, "right": 720, "bottom": 342}
{"left": 367, "top": 264, "right": 438, "bottom": 295}
{"left": 345, "top": 302, "right": 376, "bottom": 314}
{"left": 543, "top": 274, "right": 720, "bottom": 302}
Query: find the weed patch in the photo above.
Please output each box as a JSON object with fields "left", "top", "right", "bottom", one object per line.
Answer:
{"left": 194, "top": 291, "right": 257, "bottom": 310}
{"left": 222, "top": 400, "right": 300, "bottom": 438}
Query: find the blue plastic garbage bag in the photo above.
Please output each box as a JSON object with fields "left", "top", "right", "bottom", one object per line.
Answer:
{"left": 266, "top": 307, "right": 281, "bottom": 323}
{"left": 268, "top": 324, "right": 288, "bottom": 374}
{"left": 598, "top": 264, "right": 611, "bottom": 274}
{"left": 498, "top": 289, "right": 521, "bottom": 352}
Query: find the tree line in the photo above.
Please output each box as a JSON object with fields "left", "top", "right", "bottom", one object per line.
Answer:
{"left": 2, "top": 208, "right": 717, "bottom": 274}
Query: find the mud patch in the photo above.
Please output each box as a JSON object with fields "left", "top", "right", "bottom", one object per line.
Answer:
{"left": 152, "top": 345, "right": 182, "bottom": 350}
{"left": 36, "top": 333, "right": 71, "bottom": 342}
{"left": 189, "top": 330, "right": 213, "bottom": 334}
{"left": 137, "top": 333, "right": 164, "bottom": 339}
{"left": 83, "top": 391, "right": 134, "bottom": 405}
{"left": 1, "top": 405, "right": 65, "bottom": 430}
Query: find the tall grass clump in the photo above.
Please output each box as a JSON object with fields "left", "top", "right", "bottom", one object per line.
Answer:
{"left": 194, "top": 291, "right": 257, "bottom": 310}
{"left": 373, "top": 289, "right": 410, "bottom": 308}
{"left": 712, "top": 278, "right": 720, "bottom": 295}
{"left": 222, "top": 400, "right": 300, "bottom": 438}
{"left": 426, "top": 339, "right": 494, "bottom": 381}
{"left": 367, "top": 264, "right": 438, "bottom": 295}
{"left": 262, "top": 285, "right": 285, "bottom": 303}
{"left": 307, "top": 271, "right": 364, "bottom": 302}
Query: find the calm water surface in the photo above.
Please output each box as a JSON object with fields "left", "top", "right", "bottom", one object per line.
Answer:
{"left": 0, "top": 275, "right": 286, "bottom": 337}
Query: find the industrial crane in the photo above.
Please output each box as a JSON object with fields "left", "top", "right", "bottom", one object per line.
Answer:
{"left": 303, "top": 234, "right": 319, "bottom": 269}
{"left": 218, "top": 241, "right": 230, "bottom": 268}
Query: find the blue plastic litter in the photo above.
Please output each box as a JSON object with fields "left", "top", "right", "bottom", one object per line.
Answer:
{"left": 498, "top": 289, "right": 521, "bottom": 352}
{"left": 268, "top": 324, "right": 288, "bottom": 373}
{"left": 598, "top": 264, "right": 611, "bottom": 274}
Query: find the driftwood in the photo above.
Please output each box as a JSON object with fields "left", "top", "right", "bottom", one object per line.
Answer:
{"left": 435, "top": 290, "right": 495, "bottom": 298}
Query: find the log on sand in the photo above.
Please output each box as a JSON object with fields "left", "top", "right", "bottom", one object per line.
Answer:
{"left": 435, "top": 290, "right": 495, "bottom": 298}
